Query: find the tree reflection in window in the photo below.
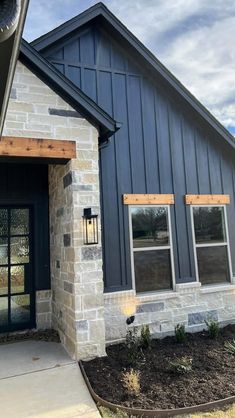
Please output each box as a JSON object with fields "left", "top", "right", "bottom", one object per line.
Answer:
{"left": 131, "top": 206, "right": 173, "bottom": 293}
{"left": 132, "top": 207, "right": 169, "bottom": 248}
{"left": 193, "top": 207, "right": 226, "bottom": 244}
{"left": 192, "top": 206, "right": 231, "bottom": 285}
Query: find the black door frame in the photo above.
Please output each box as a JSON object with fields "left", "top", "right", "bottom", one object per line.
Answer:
{"left": 0, "top": 204, "right": 36, "bottom": 332}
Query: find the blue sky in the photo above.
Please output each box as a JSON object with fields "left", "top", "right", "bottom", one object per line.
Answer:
{"left": 24, "top": 0, "right": 235, "bottom": 135}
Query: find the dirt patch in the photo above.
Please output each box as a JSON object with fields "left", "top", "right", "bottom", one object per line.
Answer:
{"left": 83, "top": 325, "right": 235, "bottom": 410}
{"left": 0, "top": 329, "right": 60, "bottom": 344}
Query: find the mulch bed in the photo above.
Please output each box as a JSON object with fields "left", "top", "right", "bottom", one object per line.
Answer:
{"left": 83, "top": 325, "right": 235, "bottom": 410}
{"left": 0, "top": 329, "right": 60, "bottom": 344}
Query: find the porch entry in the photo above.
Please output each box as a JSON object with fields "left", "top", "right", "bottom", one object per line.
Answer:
{"left": 0, "top": 206, "right": 35, "bottom": 332}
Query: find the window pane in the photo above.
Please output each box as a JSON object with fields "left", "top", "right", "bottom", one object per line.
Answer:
{"left": 10, "top": 209, "right": 29, "bottom": 235}
{"left": 11, "top": 265, "right": 25, "bottom": 294}
{"left": 0, "top": 209, "right": 8, "bottom": 236}
{"left": 134, "top": 249, "right": 172, "bottom": 293}
{"left": 0, "top": 237, "right": 8, "bottom": 264}
{"left": 0, "top": 267, "right": 8, "bottom": 295}
{"left": 132, "top": 207, "right": 169, "bottom": 248}
{"left": 10, "top": 237, "right": 29, "bottom": 265}
{"left": 193, "top": 206, "right": 226, "bottom": 244}
{"left": 197, "top": 246, "right": 230, "bottom": 285}
{"left": 0, "top": 297, "right": 8, "bottom": 327}
{"left": 11, "top": 294, "right": 30, "bottom": 324}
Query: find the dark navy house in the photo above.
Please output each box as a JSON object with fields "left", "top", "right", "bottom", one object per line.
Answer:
{"left": 1, "top": 3, "right": 235, "bottom": 358}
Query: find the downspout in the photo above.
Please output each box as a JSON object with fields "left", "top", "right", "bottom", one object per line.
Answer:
{"left": 0, "top": 0, "right": 29, "bottom": 137}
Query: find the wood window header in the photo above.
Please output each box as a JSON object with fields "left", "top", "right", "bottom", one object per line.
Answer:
{"left": 123, "top": 194, "right": 175, "bottom": 205}
{"left": 185, "top": 194, "right": 230, "bottom": 205}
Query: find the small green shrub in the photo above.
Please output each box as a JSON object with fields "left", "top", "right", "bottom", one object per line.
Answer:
{"left": 139, "top": 324, "right": 151, "bottom": 349}
{"left": 175, "top": 323, "right": 187, "bottom": 343}
{"left": 225, "top": 340, "right": 235, "bottom": 355}
{"left": 169, "top": 356, "right": 193, "bottom": 374}
{"left": 125, "top": 328, "right": 142, "bottom": 365}
{"left": 126, "top": 327, "right": 139, "bottom": 350}
{"left": 205, "top": 319, "right": 220, "bottom": 339}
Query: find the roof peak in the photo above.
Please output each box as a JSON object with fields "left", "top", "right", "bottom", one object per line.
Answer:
{"left": 31, "top": 2, "right": 108, "bottom": 50}
{"left": 20, "top": 38, "right": 119, "bottom": 141}
{"left": 30, "top": 2, "right": 235, "bottom": 151}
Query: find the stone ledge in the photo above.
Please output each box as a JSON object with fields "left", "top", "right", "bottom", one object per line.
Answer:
{"left": 176, "top": 282, "right": 201, "bottom": 293}
{"left": 200, "top": 284, "right": 235, "bottom": 294}
{"left": 137, "top": 291, "right": 177, "bottom": 302}
{"left": 104, "top": 290, "right": 135, "bottom": 300}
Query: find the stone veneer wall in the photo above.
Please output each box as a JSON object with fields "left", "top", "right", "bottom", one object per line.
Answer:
{"left": 3, "top": 62, "right": 106, "bottom": 359}
{"left": 104, "top": 282, "right": 235, "bottom": 342}
{"left": 36, "top": 290, "right": 52, "bottom": 329}
{"left": 49, "top": 160, "right": 105, "bottom": 359}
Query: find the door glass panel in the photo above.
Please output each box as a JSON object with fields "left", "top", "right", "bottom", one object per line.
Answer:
{"left": 0, "top": 207, "right": 33, "bottom": 331}
{"left": 134, "top": 249, "right": 172, "bottom": 293}
{"left": 0, "top": 237, "right": 8, "bottom": 264}
{"left": 11, "top": 265, "right": 24, "bottom": 294}
{"left": 132, "top": 207, "right": 169, "bottom": 248}
{"left": 10, "top": 237, "right": 29, "bottom": 264}
{"left": 0, "top": 297, "right": 8, "bottom": 327}
{"left": 0, "top": 209, "right": 8, "bottom": 236}
{"left": 0, "top": 266, "right": 8, "bottom": 295}
{"left": 10, "top": 209, "right": 29, "bottom": 236}
{"left": 11, "top": 294, "right": 30, "bottom": 324}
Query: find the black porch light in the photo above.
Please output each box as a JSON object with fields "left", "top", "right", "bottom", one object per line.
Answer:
{"left": 83, "top": 208, "right": 98, "bottom": 245}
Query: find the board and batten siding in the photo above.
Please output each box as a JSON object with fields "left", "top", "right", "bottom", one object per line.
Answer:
{"left": 44, "top": 25, "right": 235, "bottom": 292}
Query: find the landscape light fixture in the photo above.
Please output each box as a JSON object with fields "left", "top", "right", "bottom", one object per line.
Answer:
{"left": 126, "top": 315, "right": 135, "bottom": 325}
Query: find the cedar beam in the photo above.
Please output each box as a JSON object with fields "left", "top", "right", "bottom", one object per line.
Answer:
{"left": 0, "top": 136, "right": 76, "bottom": 160}
{"left": 185, "top": 194, "right": 230, "bottom": 205}
{"left": 123, "top": 194, "right": 175, "bottom": 205}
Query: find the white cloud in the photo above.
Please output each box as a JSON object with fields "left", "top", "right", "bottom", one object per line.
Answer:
{"left": 24, "top": 0, "right": 235, "bottom": 133}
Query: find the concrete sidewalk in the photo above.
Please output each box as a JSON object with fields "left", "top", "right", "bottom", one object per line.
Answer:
{"left": 0, "top": 341, "right": 101, "bottom": 418}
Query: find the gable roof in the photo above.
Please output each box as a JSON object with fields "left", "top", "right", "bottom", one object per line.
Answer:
{"left": 31, "top": 2, "right": 235, "bottom": 151}
{"left": 19, "top": 39, "right": 119, "bottom": 142}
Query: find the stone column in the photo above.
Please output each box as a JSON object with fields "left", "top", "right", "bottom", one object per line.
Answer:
{"left": 49, "top": 124, "right": 106, "bottom": 360}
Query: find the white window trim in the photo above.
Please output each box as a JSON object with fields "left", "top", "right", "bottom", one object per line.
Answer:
{"left": 128, "top": 204, "right": 176, "bottom": 295}
{"left": 190, "top": 204, "right": 234, "bottom": 285}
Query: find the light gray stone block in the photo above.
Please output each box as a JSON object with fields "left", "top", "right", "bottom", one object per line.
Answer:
{"left": 82, "top": 247, "right": 102, "bottom": 261}
{"left": 76, "top": 320, "right": 88, "bottom": 331}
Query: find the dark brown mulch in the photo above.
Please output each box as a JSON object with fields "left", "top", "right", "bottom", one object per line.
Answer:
{"left": 0, "top": 329, "right": 60, "bottom": 345}
{"left": 83, "top": 325, "right": 235, "bottom": 410}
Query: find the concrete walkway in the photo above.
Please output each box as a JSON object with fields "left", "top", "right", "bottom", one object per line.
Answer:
{"left": 0, "top": 341, "right": 101, "bottom": 418}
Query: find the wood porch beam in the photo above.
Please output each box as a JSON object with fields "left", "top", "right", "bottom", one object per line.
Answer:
{"left": 0, "top": 136, "right": 76, "bottom": 160}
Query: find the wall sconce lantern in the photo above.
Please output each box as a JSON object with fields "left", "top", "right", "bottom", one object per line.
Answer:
{"left": 83, "top": 208, "right": 98, "bottom": 245}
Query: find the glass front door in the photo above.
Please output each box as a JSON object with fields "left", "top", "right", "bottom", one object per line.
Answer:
{"left": 0, "top": 207, "right": 35, "bottom": 332}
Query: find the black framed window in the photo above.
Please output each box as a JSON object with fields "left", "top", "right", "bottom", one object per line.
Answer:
{"left": 191, "top": 206, "right": 232, "bottom": 285}
{"left": 130, "top": 206, "right": 174, "bottom": 293}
